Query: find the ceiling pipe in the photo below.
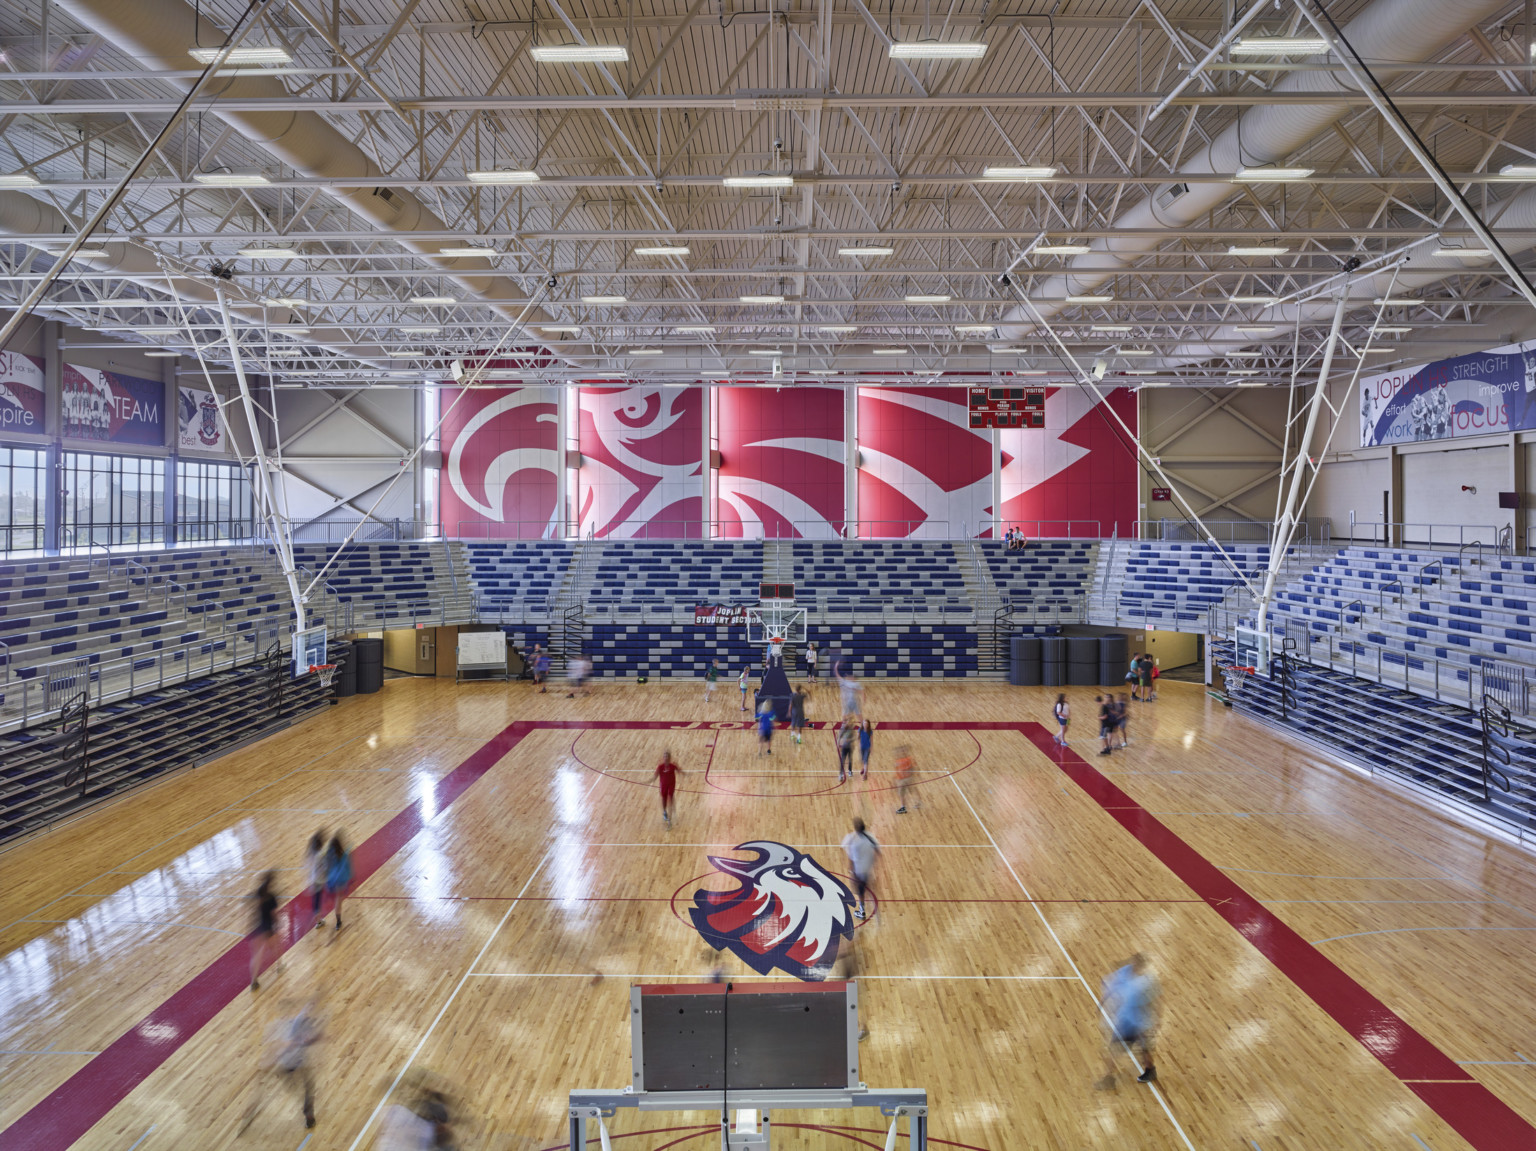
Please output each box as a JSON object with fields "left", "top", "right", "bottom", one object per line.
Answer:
{"left": 0, "top": 189, "right": 396, "bottom": 366}
{"left": 48, "top": 0, "right": 594, "bottom": 368}
{"left": 993, "top": 0, "right": 1510, "bottom": 343}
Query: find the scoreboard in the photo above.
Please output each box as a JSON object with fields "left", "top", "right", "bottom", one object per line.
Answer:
{"left": 968, "top": 386, "right": 1046, "bottom": 429}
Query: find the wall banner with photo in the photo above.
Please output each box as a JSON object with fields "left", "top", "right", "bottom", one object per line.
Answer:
{"left": 0, "top": 350, "right": 46, "bottom": 435}
{"left": 62, "top": 364, "right": 165, "bottom": 446}
{"left": 178, "top": 386, "right": 227, "bottom": 453}
{"left": 1360, "top": 340, "right": 1536, "bottom": 447}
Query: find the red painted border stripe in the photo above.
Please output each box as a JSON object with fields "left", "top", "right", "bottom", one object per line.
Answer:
{"left": 1019, "top": 723, "right": 1536, "bottom": 1151}
{"left": 2, "top": 720, "right": 532, "bottom": 1151}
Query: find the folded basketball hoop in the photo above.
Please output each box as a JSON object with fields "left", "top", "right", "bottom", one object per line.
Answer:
{"left": 310, "top": 663, "right": 338, "bottom": 688}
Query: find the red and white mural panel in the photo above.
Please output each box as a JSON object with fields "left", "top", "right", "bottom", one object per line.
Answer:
{"left": 578, "top": 386, "right": 703, "bottom": 538}
{"left": 999, "top": 386, "right": 1137, "bottom": 539}
{"left": 716, "top": 386, "right": 844, "bottom": 538}
{"left": 440, "top": 386, "right": 559, "bottom": 538}
{"left": 856, "top": 387, "right": 993, "bottom": 538}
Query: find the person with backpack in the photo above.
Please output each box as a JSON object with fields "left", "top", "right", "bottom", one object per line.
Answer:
{"left": 323, "top": 832, "right": 353, "bottom": 934}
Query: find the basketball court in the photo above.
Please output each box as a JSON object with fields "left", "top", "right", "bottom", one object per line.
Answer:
{"left": 4, "top": 677, "right": 1534, "bottom": 1150}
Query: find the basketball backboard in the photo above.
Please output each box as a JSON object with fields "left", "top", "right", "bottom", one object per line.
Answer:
{"left": 292, "top": 624, "right": 328, "bottom": 678}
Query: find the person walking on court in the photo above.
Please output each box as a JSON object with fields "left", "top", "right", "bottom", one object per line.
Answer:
{"left": 1097, "top": 953, "right": 1160, "bottom": 1089}
{"left": 835, "top": 714, "right": 856, "bottom": 783}
{"left": 304, "top": 828, "right": 328, "bottom": 932}
{"left": 655, "top": 750, "right": 682, "bottom": 824}
{"left": 841, "top": 817, "right": 880, "bottom": 919}
{"left": 1141, "top": 653, "right": 1158, "bottom": 701}
{"left": 1128, "top": 653, "right": 1144, "bottom": 701}
{"left": 739, "top": 665, "right": 751, "bottom": 711}
{"left": 790, "top": 685, "right": 807, "bottom": 746}
{"left": 1097, "top": 695, "right": 1114, "bottom": 756}
{"left": 756, "top": 699, "right": 776, "bottom": 757}
{"left": 250, "top": 870, "right": 281, "bottom": 991}
{"left": 1053, "top": 694, "right": 1070, "bottom": 745}
{"left": 533, "top": 645, "right": 550, "bottom": 693}
{"left": 858, "top": 719, "right": 874, "bottom": 780}
{"left": 703, "top": 659, "right": 720, "bottom": 703}
{"left": 1116, "top": 692, "right": 1132, "bottom": 748}
{"left": 894, "top": 745, "right": 920, "bottom": 814}
{"left": 241, "top": 996, "right": 324, "bottom": 1132}
{"left": 323, "top": 833, "right": 353, "bottom": 934}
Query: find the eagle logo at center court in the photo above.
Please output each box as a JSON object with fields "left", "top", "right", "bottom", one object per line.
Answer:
{"left": 688, "top": 841, "right": 856, "bottom": 981}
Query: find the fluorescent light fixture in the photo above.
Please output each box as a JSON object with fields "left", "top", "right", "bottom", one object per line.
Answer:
{"left": 265, "top": 348, "right": 302, "bottom": 357}
{"left": 1228, "top": 245, "right": 1289, "bottom": 256}
{"left": 1034, "top": 243, "right": 1090, "bottom": 255}
{"left": 438, "top": 246, "right": 497, "bottom": 257}
{"left": 1230, "top": 295, "right": 1279, "bottom": 305}
{"left": 387, "top": 351, "right": 425, "bottom": 358}
{"left": 808, "top": 369, "right": 838, "bottom": 375}
{"left": 1118, "top": 348, "right": 1154, "bottom": 356}
{"left": 981, "top": 165, "right": 1058, "bottom": 181}
{"left": 1500, "top": 164, "right": 1536, "bottom": 178}
{"left": 818, "top": 325, "right": 858, "bottom": 333}
{"left": 239, "top": 246, "right": 298, "bottom": 258}
{"left": 1229, "top": 369, "right": 1261, "bottom": 376}
{"left": 263, "top": 296, "right": 308, "bottom": 308}
{"left": 723, "top": 174, "right": 794, "bottom": 189}
{"left": 541, "top": 325, "right": 582, "bottom": 333}
{"left": 399, "top": 326, "right": 440, "bottom": 335}
{"left": 872, "top": 347, "right": 908, "bottom": 354}
{"left": 740, "top": 294, "right": 785, "bottom": 304}
{"left": 193, "top": 170, "right": 270, "bottom": 186}
{"left": 674, "top": 325, "right": 716, "bottom": 334}
{"left": 1016, "top": 369, "right": 1049, "bottom": 375}
{"left": 905, "top": 294, "right": 952, "bottom": 304}
{"left": 0, "top": 174, "right": 41, "bottom": 188}
{"left": 889, "top": 40, "right": 986, "bottom": 59}
{"left": 627, "top": 348, "right": 663, "bottom": 355}
{"left": 137, "top": 327, "right": 177, "bottom": 337}
{"left": 1234, "top": 166, "right": 1314, "bottom": 181}
{"left": 1091, "top": 324, "right": 1133, "bottom": 333}
{"left": 583, "top": 295, "right": 626, "bottom": 304}
{"left": 466, "top": 169, "right": 539, "bottom": 184}
{"left": 144, "top": 350, "right": 181, "bottom": 357}
{"left": 1137, "top": 381, "right": 1171, "bottom": 387}
{"left": 1373, "top": 297, "right": 1417, "bottom": 305}
{"left": 410, "top": 295, "right": 457, "bottom": 306}
{"left": 1434, "top": 245, "right": 1491, "bottom": 257}
{"left": 1372, "top": 325, "right": 1413, "bottom": 334}
{"left": 988, "top": 346, "right": 1023, "bottom": 353}
{"left": 1231, "top": 37, "right": 1327, "bottom": 55}
{"left": 1065, "top": 294, "right": 1113, "bottom": 304}
{"left": 1235, "top": 325, "right": 1275, "bottom": 333}
{"left": 1236, "top": 380, "right": 1269, "bottom": 386}
{"left": 189, "top": 45, "right": 292, "bottom": 65}
{"left": 529, "top": 44, "right": 629, "bottom": 62}
{"left": 748, "top": 349, "right": 782, "bottom": 356}
{"left": 1363, "top": 346, "right": 1396, "bottom": 353}
{"left": 1124, "top": 369, "right": 1158, "bottom": 375}
{"left": 634, "top": 244, "right": 690, "bottom": 256}
{"left": 839, "top": 245, "right": 894, "bottom": 256}
{"left": 954, "top": 324, "right": 995, "bottom": 334}
{"left": 44, "top": 247, "right": 109, "bottom": 259}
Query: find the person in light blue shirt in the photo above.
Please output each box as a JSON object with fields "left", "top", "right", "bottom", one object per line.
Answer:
{"left": 1097, "top": 953, "right": 1160, "bottom": 1088}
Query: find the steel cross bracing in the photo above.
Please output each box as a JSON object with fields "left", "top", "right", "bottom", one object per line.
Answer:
{"left": 1, "top": 0, "right": 1535, "bottom": 385}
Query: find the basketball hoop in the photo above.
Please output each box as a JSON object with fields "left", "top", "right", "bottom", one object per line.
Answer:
{"left": 310, "top": 664, "right": 338, "bottom": 688}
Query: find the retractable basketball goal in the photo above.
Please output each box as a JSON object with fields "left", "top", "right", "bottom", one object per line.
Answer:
{"left": 567, "top": 982, "right": 929, "bottom": 1150}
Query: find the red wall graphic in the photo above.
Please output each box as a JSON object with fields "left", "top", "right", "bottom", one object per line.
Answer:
{"left": 717, "top": 386, "right": 844, "bottom": 538}
{"left": 578, "top": 386, "right": 703, "bottom": 538}
{"left": 999, "top": 386, "right": 1137, "bottom": 539}
{"left": 440, "top": 386, "right": 559, "bottom": 539}
{"left": 856, "top": 387, "right": 993, "bottom": 538}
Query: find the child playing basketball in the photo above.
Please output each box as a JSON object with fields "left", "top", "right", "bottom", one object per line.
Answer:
{"left": 739, "top": 666, "right": 750, "bottom": 711}
{"left": 704, "top": 660, "right": 719, "bottom": 703}
{"left": 655, "top": 751, "right": 681, "bottom": 824}
{"left": 894, "top": 745, "right": 920, "bottom": 814}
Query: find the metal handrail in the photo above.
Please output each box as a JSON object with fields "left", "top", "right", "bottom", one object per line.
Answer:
{"left": 1378, "top": 578, "right": 1403, "bottom": 609}
{"left": 1458, "top": 540, "right": 1486, "bottom": 570}
{"left": 1416, "top": 558, "right": 1444, "bottom": 590}
{"left": 1341, "top": 599, "right": 1366, "bottom": 630}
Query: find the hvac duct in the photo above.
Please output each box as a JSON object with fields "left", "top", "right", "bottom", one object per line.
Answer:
{"left": 50, "top": 0, "right": 587, "bottom": 367}
{"left": 994, "top": 0, "right": 1510, "bottom": 343}
{"left": 0, "top": 189, "right": 394, "bottom": 367}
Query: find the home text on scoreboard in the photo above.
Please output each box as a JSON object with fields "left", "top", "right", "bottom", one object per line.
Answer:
{"left": 968, "top": 386, "right": 1046, "bottom": 428}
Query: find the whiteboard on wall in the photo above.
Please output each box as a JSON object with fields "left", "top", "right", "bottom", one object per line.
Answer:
{"left": 457, "top": 630, "right": 507, "bottom": 670}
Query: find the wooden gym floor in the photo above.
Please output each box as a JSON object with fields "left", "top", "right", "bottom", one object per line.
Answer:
{"left": 3, "top": 676, "right": 1536, "bottom": 1150}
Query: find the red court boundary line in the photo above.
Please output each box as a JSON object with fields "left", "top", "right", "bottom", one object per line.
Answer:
{"left": 2, "top": 720, "right": 533, "bottom": 1151}
{"left": 1016, "top": 722, "right": 1536, "bottom": 1151}
{"left": 8, "top": 717, "right": 1535, "bottom": 1150}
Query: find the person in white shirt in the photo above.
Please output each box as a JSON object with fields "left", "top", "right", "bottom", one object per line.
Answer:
{"left": 840, "top": 817, "right": 881, "bottom": 920}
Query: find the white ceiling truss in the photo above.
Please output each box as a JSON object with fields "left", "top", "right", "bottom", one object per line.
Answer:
{"left": 2, "top": 0, "right": 1536, "bottom": 388}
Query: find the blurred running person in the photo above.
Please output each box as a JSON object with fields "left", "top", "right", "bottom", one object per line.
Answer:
{"left": 242, "top": 996, "right": 324, "bottom": 1132}
{"left": 1116, "top": 692, "right": 1131, "bottom": 748}
{"left": 858, "top": 719, "right": 874, "bottom": 780}
{"left": 250, "top": 871, "right": 281, "bottom": 991}
{"left": 835, "top": 715, "right": 856, "bottom": 783}
{"left": 790, "top": 685, "right": 807, "bottom": 746}
{"left": 841, "top": 817, "right": 881, "bottom": 919}
{"left": 1053, "top": 694, "right": 1070, "bottom": 746}
{"left": 1097, "top": 953, "right": 1161, "bottom": 1088}
{"left": 703, "top": 659, "right": 720, "bottom": 703}
{"left": 1097, "top": 696, "right": 1114, "bottom": 756}
{"left": 323, "top": 833, "right": 352, "bottom": 934}
{"left": 894, "top": 745, "right": 919, "bottom": 814}
{"left": 756, "top": 699, "right": 776, "bottom": 757}
{"left": 304, "top": 828, "right": 328, "bottom": 932}
{"left": 739, "top": 665, "right": 751, "bottom": 711}
{"left": 837, "top": 664, "right": 864, "bottom": 719}
{"left": 655, "top": 750, "right": 682, "bottom": 825}
{"left": 533, "top": 645, "right": 550, "bottom": 693}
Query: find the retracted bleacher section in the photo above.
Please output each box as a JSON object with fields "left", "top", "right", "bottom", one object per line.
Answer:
{"left": 1114, "top": 542, "right": 1274, "bottom": 626}
{"left": 292, "top": 540, "right": 469, "bottom": 626}
{"left": 587, "top": 541, "right": 761, "bottom": 609}
{"left": 787, "top": 541, "right": 968, "bottom": 615}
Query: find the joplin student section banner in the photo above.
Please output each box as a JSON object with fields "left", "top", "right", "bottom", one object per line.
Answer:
{"left": 1360, "top": 339, "right": 1536, "bottom": 446}
{"left": 62, "top": 364, "right": 164, "bottom": 445}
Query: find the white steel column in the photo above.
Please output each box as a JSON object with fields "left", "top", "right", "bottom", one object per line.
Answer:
{"left": 991, "top": 429, "right": 1003, "bottom": 539}
{"left": 844, "top": 386, "right": 858, "bottom": 538}
{"left": 215, "top": 289, "right": 306, "bottom": 632}
{"left": 701, "top": 383, "right": 712, "bottom": 538}
{"left": 555, "top": 386, "right": 569, "bottom": 539}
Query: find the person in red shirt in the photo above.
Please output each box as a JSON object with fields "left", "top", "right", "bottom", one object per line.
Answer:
{"left": 655, "top": 750, "right": 682, "bottom": 825}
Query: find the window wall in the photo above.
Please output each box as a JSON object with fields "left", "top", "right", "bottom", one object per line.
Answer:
{"left": 0, "top": 445, "right": 47, "bottom": 552}
{"left": 62, "top": 451, "right": 165, "bottom": 547}
{"left": 177, "top": 459, "right": 254, "bottom": 543}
